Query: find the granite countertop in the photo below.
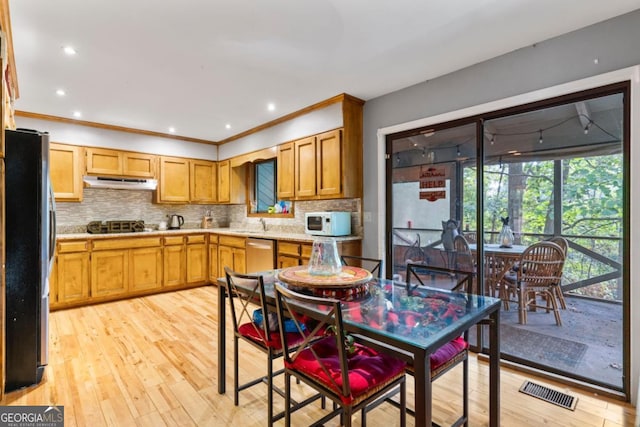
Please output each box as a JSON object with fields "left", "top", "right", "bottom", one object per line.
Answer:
{"left": 56, "top": 228, "right": 362, "bottom": 243}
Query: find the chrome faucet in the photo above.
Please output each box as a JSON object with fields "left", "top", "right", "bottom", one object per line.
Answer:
{"left": 259, "top": 218, "right": 267, "bottom": 231}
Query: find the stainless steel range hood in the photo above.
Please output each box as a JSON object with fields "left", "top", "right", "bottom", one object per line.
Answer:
{"left": 83, "top": 176, "right": 158, "bottom": 190}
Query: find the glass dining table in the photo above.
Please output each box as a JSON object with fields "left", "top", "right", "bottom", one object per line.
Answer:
{"left": 216, "top": 267, "right": 502, "bottom": 427}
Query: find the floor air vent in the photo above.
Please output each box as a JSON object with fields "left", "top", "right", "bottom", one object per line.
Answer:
{"left": 519, "top": 381, "right": 578, "bottom": 410}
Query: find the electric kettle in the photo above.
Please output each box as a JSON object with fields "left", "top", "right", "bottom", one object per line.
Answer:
{"left": 168, "top": 214, "right": 184, "bottom": 230}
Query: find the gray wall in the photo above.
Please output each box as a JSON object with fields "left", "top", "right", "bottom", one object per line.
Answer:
{"left": 361, "top": 8, "right": 640, "bottom": 402}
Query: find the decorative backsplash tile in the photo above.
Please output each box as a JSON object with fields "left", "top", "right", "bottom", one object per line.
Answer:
{"left": 56, "top": 188, "right": 362, "bottom": 236}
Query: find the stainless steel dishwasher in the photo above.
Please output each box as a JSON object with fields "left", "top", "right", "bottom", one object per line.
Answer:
{"left": 246, "top": 238, "right": 276, "bottom": 272}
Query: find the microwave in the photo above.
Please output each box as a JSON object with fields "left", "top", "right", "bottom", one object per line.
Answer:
{"left": 305, "top": 212, "right": 352, "bottom": 236}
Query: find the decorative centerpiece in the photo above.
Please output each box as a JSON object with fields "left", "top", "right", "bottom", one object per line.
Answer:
{"left": 498, "top": 216, "right": 515, "bottom": 248}
{"left": 308, "top": 237, "right": 342, "bottom": 276}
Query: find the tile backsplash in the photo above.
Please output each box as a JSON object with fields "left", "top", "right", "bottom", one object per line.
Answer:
{"left": 56, "top": 188, "right": 361, "bottom": 235}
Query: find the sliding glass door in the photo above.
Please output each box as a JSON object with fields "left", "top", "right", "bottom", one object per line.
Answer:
{"left": 386, "top": 82, "right": 629, "bottom": 393}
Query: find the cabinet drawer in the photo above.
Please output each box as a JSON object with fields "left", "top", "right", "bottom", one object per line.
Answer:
{"left": 208, "top": 234, "right": 218, "bottom": 244}
{"left": 301, "top": 243, "right": 313, "bottom": 259}
{"left": 164, "top": 235, "right": 186, "bottom": 245}
{"left": 92, "top": 237, "right": 161, "bottom": 251}
{"left": 57, "top": 240, "right": 89, "bottom": 253}
{"left": 219, "top": 235, "right": 246, "bottom": 248}
{"left": 278, "top": 241, "right": 300, "bottom": 257}
{"left": 186, "top": 234, "right": 206, "bottom": 244}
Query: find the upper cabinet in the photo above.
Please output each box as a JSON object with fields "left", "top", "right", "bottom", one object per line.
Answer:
{"left": 86, "top": 147, "right": 156, "bottom": 178}
{"left": 277, "top": 142, "right": 295, "bottom": 199}
{"left": 217, "top": 159, "right": 230, "bottom": 203}
{"left": 279, "top": 127, "right": 358, "bottom": 201}
{"left": 190, "top": 159, "right": 217, "bottom": 204}
{"left": 156, "top": 156, "right": 190, "bottom": 203}
{"left": 276, "top": 95, "right": 363, "bottom": 201}
{"left": 50, "top": 143, "right": 84, "bottom": 202}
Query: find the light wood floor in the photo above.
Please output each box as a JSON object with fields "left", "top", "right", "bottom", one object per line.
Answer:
{"left": 1, "top": 285, "right": 636, "bottom": 426}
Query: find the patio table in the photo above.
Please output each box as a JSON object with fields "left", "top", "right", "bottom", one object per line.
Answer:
{"left": 216, "top": 268, "right": 502, "bottom": 427}
{"left": 470, "top": 243, "right": 527, "bottom": 297}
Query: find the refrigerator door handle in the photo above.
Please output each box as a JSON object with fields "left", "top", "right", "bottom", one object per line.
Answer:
{"left": 48, "top": 184, "right": 57, "bottom": 270}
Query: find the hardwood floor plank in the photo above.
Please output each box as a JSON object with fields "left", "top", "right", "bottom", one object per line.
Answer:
{"left": 0, "top": 285, "right": 635, "bottom": 426}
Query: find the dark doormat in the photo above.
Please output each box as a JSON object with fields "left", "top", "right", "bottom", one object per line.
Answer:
{"left": 501, "top": 324, "right": 588, "bottom": 369}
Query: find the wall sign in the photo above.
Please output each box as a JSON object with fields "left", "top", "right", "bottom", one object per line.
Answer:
{"left": 419, "top": 165, "right": 447, "bottom": 202}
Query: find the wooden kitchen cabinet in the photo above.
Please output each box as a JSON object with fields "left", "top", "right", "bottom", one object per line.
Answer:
{"left": 277, "top": 142, "right": 295, "bottom": 199}
{"left": 86, "top": 148, "right": 156, "bottom": 178}
{"left": 51, "top": 239, "right": 91, "bottom": 309}
{"left": 50, "top": 142, "right": 84, "bottom": 201}
{"left": 190, "top": 160, "right": 217, "bottom": 203}
{"left": 123, "top": 152, "right": 156, "bottom": 178}
{"left": 316, "top": 129, "right": 342, "bottom": 196}
{"left": 157, "top": 156, "right": 190, "bottom": 203}
{"left": 208, "top": 234, "right": 219, "bottom": 282}
{"left": 294, "top": 136, "right": 317, "bottom": 198}
{"left": 219, "top": 235, "right": 246, "bottom": 274}
{"left": 163, "top": 235, "right": 186, "bottom": 287}
{"left": 86, "top": 147, "right": 122, "bottom": 175}
{"left": 91, "top": 236, "right": 163, "bottom": 298}
{"left": 129, "top": 246, "right": 163, "bottom": 292}
{"left": 91, "top": 249, "right": 129, "bottom": 298}
{"left": 217, "top": 159, "right": 230, "bottom": 203}
{"left": 186, "top": 234, "right": 208, "bottom": 284}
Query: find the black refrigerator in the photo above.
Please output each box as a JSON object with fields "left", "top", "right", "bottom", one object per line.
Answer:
{"left": 4, "top": 128, "right": 56, "bottom": 392}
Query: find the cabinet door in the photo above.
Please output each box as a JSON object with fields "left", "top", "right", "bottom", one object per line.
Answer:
{"left": 158, "top": 156, "right": 190, "bottom": 202}
{"left": 49, "top": 258, "right": 58, "bottom": 305}
{"left": 163, "top": 244, "right": 186, "bottom": 287}
{"left": 218, "top": 245, "right": 234, "bottom": 275}
{"left": 91, "top": 250, "right": 128, "bottom": 297}
{"left": 190, "top": 160, "right": 217, "bottom": 203}
{"left": 209, "top": 243, "right": 219, "bottom": 282}
{"left": 233, "top": 248, "right": 246, "bottom": 274}
{"left": 277, "top": 142, "right": 295, "bottom": 199}
{"left": 186, "top": 243, "right": 208, "bottom": 284}
{"left": 316, "top": 129, "right": 342, "bottom": 196}
{"left": 295, "top": 136, "right": 317, "bottom": 198}
{"left": 278, "top": 255, "right": 300, "bottom": 269}
{"left": 123, "top": 152, "right": 156, "bottom": 178}
{"left": 86, "top": 147, "right": 123, "bottom": 175}
{"left": 130, "top": 247, "right": 163, "bottom": 292}
{"left": 217, "top": 159, "right": 230, "bottom": 203}
{"left": 57, "top": 252, "right": 90, "bottom": 304}
{"left": 50, "top": 143, "right": 84, "bottom": 201}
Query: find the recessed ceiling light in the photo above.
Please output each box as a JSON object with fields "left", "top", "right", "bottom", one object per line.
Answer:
{"left": 267, "top": 103, "right": 275, "bottom": 112}
{"left": 225, "top": 124, "right": 231, "bottom": 130}
{"left": 72, "top": 111, "right": 82, "bottom": 118}
{"left": 56, "top": 89, "right": 66, "bottom": 96}
{"left": 168, "top": 127, "right": 176, "bottom": 133}
{"left": 63, "top": 46, "right": 77, "bottom": 56}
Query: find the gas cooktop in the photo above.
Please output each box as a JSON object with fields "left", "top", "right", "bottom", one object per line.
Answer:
{"left": 87, "top": 220, "right": 145, "bottom": 234}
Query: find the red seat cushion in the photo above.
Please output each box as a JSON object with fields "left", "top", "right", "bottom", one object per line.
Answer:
{"left": 238, "top": 322, "right": 306, "bottom": 349}
{"left": 430, "top": 336, "right": 468, "bottom": 371}
{"left": 286, "top": 336, "right": 406, "bottom": 405}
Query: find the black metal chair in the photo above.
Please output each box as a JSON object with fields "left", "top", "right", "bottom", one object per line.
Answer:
{"left": 274, "top": 283, "right": 407, "bottom": 427}
{"left": 340, "top": 254, "right": 383, "bottom": 278}
{"left": 400, "top": 263, "right": 471, "bottom": 426}
{"left": 224, "top": 267, "right": 318, "bottom": 426}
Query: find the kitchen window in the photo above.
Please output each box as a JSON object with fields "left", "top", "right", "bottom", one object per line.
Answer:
{"left": 254, "top": 159, "right": 276, "bottom": 213}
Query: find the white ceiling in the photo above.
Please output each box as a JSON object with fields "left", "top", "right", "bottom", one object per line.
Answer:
{"left": 8, "top": 0, "right": 640, "bottom": 143}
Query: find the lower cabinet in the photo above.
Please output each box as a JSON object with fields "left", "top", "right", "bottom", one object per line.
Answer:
{"left": 51, "top": 242, "right": 91, "bottom": 309}
{"left": 91, "top": 249, "right": 129, "bottom": 298}
{"left": 208, "top": 234, "right": 219, "bottom": 282}
{"left": 130, "top": 247, "right": 163, "bottom": 292}
{"left": 163, "top": 235, "right": 186, "bottom": 287}
{"left": 186, "top": 234, "right": 208, "bottom": 284}
{"left": 219, "top": 235, "right": 246, "bottom": 274}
